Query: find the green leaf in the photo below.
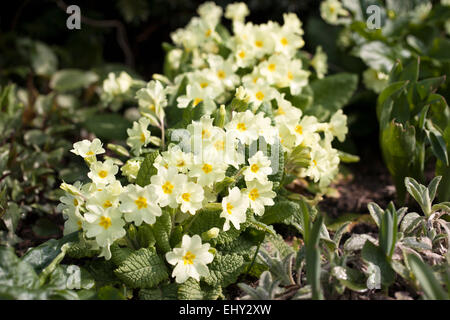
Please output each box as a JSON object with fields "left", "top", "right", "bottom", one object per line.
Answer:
{"left": 306, "top": 214, "right": 324, "bottom": 300}
{"left": 139, "top": 283, "right": 178, "bottom": 300}
{"left": 135, "top": 151, "right": 159, "bottom": 187}
{"left": 97, "top": 286, "right": 126, "bottom": 300}
{"left": 0, "top": 246, "right": 39, "bottom": 289}
{"left": 259, "top": 200, "right": 299, "bottom": 225}
{"left": 332, "top": 266, "right": 368, "bottom": 293}
{"left": 380, "top": 121, "right": 416, "bottom": 202}
{"left": 30, "top": 41, "right": 58, "bottom": 76}
{"left": 400, "top": 212, "right": 423, "bottom": 234}
{"left": 152, "top": 210, "right": 172, "bottom": 254}
{"left": 22, "top": 232, "right": 78, "bottom": 273}
{"left": 354, "top": 41, "right": 396, "bottom": 73}
{"left": 187, "top": 206, "right": 242, "bottom": 246}
{"left": 84, "top": 114, "right": 131, "bottom": 140}
{"left": 427, "top": 176, "right": 442, "bottom": 203}
{"left": 50, "top": 69, "right": 98, "bottom": 92}
{"left": 203, "top": 252, "right": 245, "bottom": 288}
{"left": 407, "top": 254, "right": 448, "bottom": 300}
{"left": 426, "top": 128, "right": 449, "bottom": 167}
{"left": 306, "top": 73, "right": 358, "bottom": 121}
{"left": 114, "top": 247, "right": 168, "bottom": 289}
{"left": 177, "top": 278, "right": 223, "bottom": 300}
{"left": 110, "top": 244, "right": 133, "bottom": 267}
{"left": 361, "top": 241, "right": 395, "bottom": 287}
{"left": 368, "top": 202, "right": 384, "bottom": 227}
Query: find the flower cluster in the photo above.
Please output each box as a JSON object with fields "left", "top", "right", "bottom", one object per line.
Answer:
{"left": 60, "top": 2, "right": 349, "bottom": 285}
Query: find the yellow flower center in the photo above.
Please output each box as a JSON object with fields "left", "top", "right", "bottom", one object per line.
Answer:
{"left": 226, "top": 202, "right": 234, "bottom": 214}
{"left": 281, "top": 37, "right": 288, "bottom": 46}
{"left": 86, "top": 151, "right": 94, "bottom": 156}
{"left": 98, "top": 170, "right": 108, "bottom": 178}
{"left": 99, "top": 216, "right": 112, "bottom": 230}
{"left": 162, "top": 181, "right": 174, "bottom": 194}
{"left": 149, "top": 104, "right": 155, "bottom": 111}
{"left": 73, "top": 198, "right": 79, "bottom": 206}
{"left": 255, "top": 91, "right": 264, "bottom": 101}
{"left": 103, "top": 200, "right": 112, "bottom": 208}
{"left": 181, "top": 193, "right": 191, "bottom": 202}
{"left": 214, "top": 140, "right": 225, "bottom": 150}
{"left": 238, "top": 50, "right": 246, "bottom": 59}
{"left": 183, "top": 251, "right": 196, "bottom": 265}
{"left": 251, "top": 164, "right": 260, "bottom": 173}
{"left": 217, "top": 70, "right": 226, "bottom": 79}
{"left": 205, "top": 29, "right": 212, "bottom": 37}
{"left": 287, "top": 71, "right": 294, "bottom": 80}
{"left": 237, "top": 122, "right": 247, "bottom": 131}
{"left": 255, "top": 40, "right": 263, "bottom": 48}
{"left": 249, "top": 188, "right": 260, "bottom": 201}
{"left": 177, "top": 160, "right": 185, "bottom": 167}
{"left": 202, "top": 163, "right": 213, "bottom": 174}
{"left": 313, "top": 159, "right": 317, "bottom": 167}
{"left": 295, "top": 125, "right": 303, "bottom": 135}
{"left": 277, "top": 107, "right": 285, "bottom": 115}
{"left": 200, "top": 82, "right": 209, "bottom": 88}
{"left": 140, "top": 133, "right": 146, "bottom": 143}
{"left": 268, "top": 63, "right": 276, "bottom": 72}
{"left": 193, "top": 97, "right": 203, "bottom": 107}
{"left": 202, "top": 129, "right": 211, "bottom": 139}
{"left": 135, "top": 196, "right": 148, "bottom": 209}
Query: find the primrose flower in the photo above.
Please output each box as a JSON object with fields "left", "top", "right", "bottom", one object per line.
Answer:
{"left": 162, "top": 145, "right": 193, "bottom": 174}
{"left": 176, "top": 181, "right": 204, "bottom": 215}
{"left": 103, "top": 71, "right": 133, "bottom": 97}
{"left": 290, "top": 115, "right": 319, "bottom": 146}
{"left": 119, "top": 184, "right": 162, "bottom": 226}
{"left": 245, "top": 180, "right": 276, "bottom": 216}
{"left": 177, "top": 83, "right": 217, "bottom": 114}
{"left": 83, "top": 205, "right": 126, "bottom": 260}
{"left": 198, "top": 2, "right": 223, "bottom": 28}
{"left": 188, "top": 151, "right": 227, "bottom": 187}
{"left": 363, "top": 68, "right": 389, "bottom": 93}
{"left": 320, "top": 0, "right": 349, "bottom": 25}
{"left": 87, "top": 159, "right": 118, "bottom": 186}
{"left": 220, "top": 187, "right": 249, "bottom": 231}
{"left": 86, "top": 180, "right": 122, "bottom": 210}
{"left": 136, "top": 80, "right": 167, "bottom": 119}
{"left": 62, "top": 208, "right": 84, "bottom": 235}
{"left": 121, "top": 159, "right": 142, "bottom": 182}
{"left": 225, "top": 2, "right": 249, "bottom": 23}
{"left": 165, "top": 234, "right": 214, "bottom": 283}
{"left": 71, "top": 138, "right": 105, "bottom": 160}
{"left": 127, "top": 117, "right": 151, "bottom": 156}
{"left": 328, "top": 110, "right": 348, "bottom": 142}
{"left": 150, "top": 167, "right": 186, "bottom": 208}
{"left": 303, "top": 146, "right": 329, "bottom": 183}
{"left": 225, "top": 110, "right": 258, "bottom": 145}
{"left": 244, "top": 151, "right": 273, "bottom": 183}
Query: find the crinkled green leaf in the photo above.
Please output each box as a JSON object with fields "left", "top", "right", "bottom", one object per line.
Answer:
{"left": 203, "top": 252, "right": 245, "bottom": 288}
{"left": 135, "top": 151, "right": 159, "bottom": 187}
{"left": 114, "top": 247, "right": 168, "bottom": 289}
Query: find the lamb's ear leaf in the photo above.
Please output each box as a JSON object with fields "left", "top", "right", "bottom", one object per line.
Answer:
{"left": 407, "top": 254, "right": 448, "bottom": 300}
